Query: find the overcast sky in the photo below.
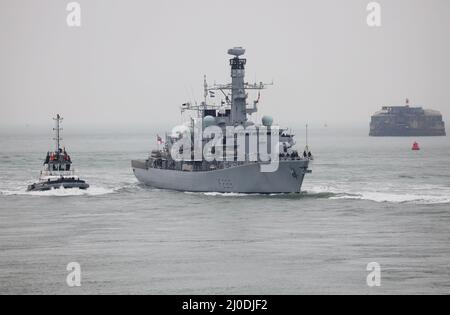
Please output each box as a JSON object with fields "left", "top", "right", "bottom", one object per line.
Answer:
{"left": 0, "top": 0, "right": 449, "bottom": 130}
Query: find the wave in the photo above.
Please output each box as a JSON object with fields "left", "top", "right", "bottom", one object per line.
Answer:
{"left": 185, "top": 191, "right": 335, "bottom": 200}
{"left": 306, "top": 185, "right": 450, "bottom": 205}
{"left": 330, "top": 192, "right": 450, "bottom": 204}
{"left": 204, "top": 192, "right": 255, "bottom": 197}
{"left": 1, "top": 186, "right": 115, "bottom": 197}
{"left": 186, "top": 192, "right": 256, "bottom": 197}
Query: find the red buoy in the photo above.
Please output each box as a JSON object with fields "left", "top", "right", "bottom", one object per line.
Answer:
{"left": 412, "top": 142, "right": 420, "bottom": 151}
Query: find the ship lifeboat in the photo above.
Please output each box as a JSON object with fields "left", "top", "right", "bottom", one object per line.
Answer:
{"left": 412, "top": 142, "right": 420, "bottom": 151}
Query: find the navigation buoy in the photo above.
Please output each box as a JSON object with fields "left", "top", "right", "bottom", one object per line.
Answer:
{"left": 412, "top": 142, "right": 420, "bottom": 151}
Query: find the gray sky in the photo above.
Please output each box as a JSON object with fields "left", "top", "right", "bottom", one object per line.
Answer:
{"left": 0, "top": 0, "right": 449, "bottom": 130}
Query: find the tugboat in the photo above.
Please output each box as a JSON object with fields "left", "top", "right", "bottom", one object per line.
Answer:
{"left": 132, "top": 47, "right": 312, "bottom": 193}
{"left": 27, "top": 114, "right": 89, "bottom": 192}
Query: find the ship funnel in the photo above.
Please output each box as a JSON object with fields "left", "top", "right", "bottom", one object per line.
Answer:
{"left": 228, "top": 47, "right": 245, "bottom": 57}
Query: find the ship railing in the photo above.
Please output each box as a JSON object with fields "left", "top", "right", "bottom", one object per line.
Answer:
{"left": 40, "top": 170, "right": 76, "bottom": 177}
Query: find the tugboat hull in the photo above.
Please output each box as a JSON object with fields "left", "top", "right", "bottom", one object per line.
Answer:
{"left": 27, "top": 180, "right": 89, "bottom": 192}
{"left": 132, "top": 160, "right": 310, "bottom": 194}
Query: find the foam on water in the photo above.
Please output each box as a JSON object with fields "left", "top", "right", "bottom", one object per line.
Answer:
{"left": 1, "top": 186, "right": 115, "bottom": 197}
{"left": 182, "top": 186, "right": 450, "bottom": 204}
{"left": 184, "top": 191, "right": 253, "bottom": 197}
{"left": 187, "top": 191, "right": 335, "bottom": 199}
{"left": 330, "top": 192, "right": 450, "bottom": 204}
{"left": 307, "top": 184, "right": 450, "bottom": 204}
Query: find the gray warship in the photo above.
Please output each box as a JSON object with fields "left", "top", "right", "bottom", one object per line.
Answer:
{"left": 27, "top": 114, "right": 89, "bottom": 192}
{"left": 132, "top": 47, "right": 312, "bottom": 193}
{"left": 370, "top": 99, "right": 446, "bottom": 137}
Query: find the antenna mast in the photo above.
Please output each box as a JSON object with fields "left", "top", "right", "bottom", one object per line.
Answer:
{"left": 306, "top": 123, "right": 308, "bottom": 147}
{"left": 180, "top": 48, "right": 271, "bottom": 121}
{"left": 53, "top": 114, "right": 63, "bottom": 152}
{"left": 204, "top": 75, "right": 208, "bottom": 105}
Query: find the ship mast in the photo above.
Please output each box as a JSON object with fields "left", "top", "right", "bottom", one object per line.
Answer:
{"left": 53, "top": 114, "right": 63, "bottom": 152}
{"left": 228, "top": 47, "right": 247, "bottom": 124}
{"left": 180, "top": 47, "right": 272, "bottom": 123}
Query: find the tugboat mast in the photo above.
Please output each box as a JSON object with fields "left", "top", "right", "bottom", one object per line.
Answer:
{"left": 53, "top": 114, "right": 63, "bottom": 152}
{"left": 306, "top": 124, "right": 309, "bottom": 147}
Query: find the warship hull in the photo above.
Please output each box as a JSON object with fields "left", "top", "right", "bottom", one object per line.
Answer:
{"left": 132, "top": 160, "right": 310, "bottom": 194}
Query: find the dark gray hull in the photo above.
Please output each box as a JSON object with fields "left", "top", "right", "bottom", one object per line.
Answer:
{"left": 132, "top": 160, "right": 310, "bottom": 193}
{"left": 27, "top": 180, "right": 89, "bottom": 192}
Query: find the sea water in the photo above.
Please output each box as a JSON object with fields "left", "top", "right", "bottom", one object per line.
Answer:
{"left": 0, "top": 127, "right": 449, "bottom": 294}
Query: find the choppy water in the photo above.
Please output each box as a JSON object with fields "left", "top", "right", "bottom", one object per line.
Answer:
{"left": 0, "top": 128, "right": 449, "bottom": 294}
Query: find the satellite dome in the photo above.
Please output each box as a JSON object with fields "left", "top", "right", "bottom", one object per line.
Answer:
{"left": 262, "top": 115, "right": 273, "bottom": 127}
{"left": 217, "top": 118, "right": 227, "bottom": 126}
{"left": 203, "top": 115, "right": 216, "bottom": 128}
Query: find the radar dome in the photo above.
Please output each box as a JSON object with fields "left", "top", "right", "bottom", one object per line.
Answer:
{"left": 228, "top": 47, "right": 245, "bottom": 57}
{"left": 203, "top": 116, "right": 216, "bottom": 127}
{"left": 262, "top": 116, "right": 273, "bottom": 127}
{"left": 217, "top": 118, "right": 227, "bottom": 126}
